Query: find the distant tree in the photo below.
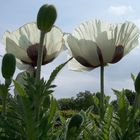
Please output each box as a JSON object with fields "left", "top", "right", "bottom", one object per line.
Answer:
{"left": 58, "top": 98, "right": 75, "bottom": 110}
{"left": 58, "top": 91, "right": 98, "bottom": 111}
{"left": 74, "top": 91, "right": 95, "bottom": 110}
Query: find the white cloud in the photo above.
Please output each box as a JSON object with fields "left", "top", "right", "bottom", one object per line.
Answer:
{"left": 108, "top": 5, "right": 134, "bottom": 16}
{"left": 51, "top": 71, "right": 100, "bottom": 99}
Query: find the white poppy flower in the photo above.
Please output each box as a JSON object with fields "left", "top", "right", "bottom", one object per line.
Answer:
{"left": 64, "top": 20, "right": 139, "bottom": 71}
{"left": 2, "top": 22, "right": 64, "bottom": 70}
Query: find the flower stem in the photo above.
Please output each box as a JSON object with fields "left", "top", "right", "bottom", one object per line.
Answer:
{"left": 2, "top": 99, "right": 6, "bottom": 115}
{"left": 100, "top": 65, "right": 104, "bottom": 119}
{"left": 35, "top": 31, "right": 46, "bottom": 82}
{"left": 2, "top": 80, "right": 10, "bottom": 115}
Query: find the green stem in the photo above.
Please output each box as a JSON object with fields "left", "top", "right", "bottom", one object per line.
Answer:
{"left": 100, "top": 65, "right": 104, "bottom": 119}
{"left": 2, "top": 98, "right": 6, "bottom": 115}
{"left": 2, "top": 80, "right": 10, "bottom": 115}
{"left": 35, "top": 31, "right": 46, "bottom": 82}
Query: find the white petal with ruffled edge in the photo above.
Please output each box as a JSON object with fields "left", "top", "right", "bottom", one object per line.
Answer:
{"left": 2, "top": 23, "right": 40, "bottom": 50}
{"left": 68, "top": 58, "right": 93, "bottom": 71}
{"left": 16, "top": 59, "right": 32, "bottom": 70}
{"left": 2, "top": 23, "right": 64, "bottom": 70}
{"left": 65, "top": 20, "right": 139, "bottom": 72}
{"left": 73, "top": 20, "right": 117, "bottom": 64}
{"left": 114, "top": 22, "right": 140, "bottom": 55}
{"left": 66, "top": 48, "right": 92, "bottom": 71}
{"left": 64, "top": 34, "right": 100, "bottom": 67}
{"left": 6, "top": 37, "right": 32, "bottom": 63}
{"left": 44, "top": 26, "right": 64, "bottom": 62}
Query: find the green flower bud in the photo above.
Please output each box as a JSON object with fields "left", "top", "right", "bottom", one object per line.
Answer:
{"left": 68, "top": 114, "right": 83, "bottom": 129}
{"left": 2, "top": 53, "right": 16, "bottom": 79}
{"left": 37, "top": 4, "right": 57, "bottom": 32}
{"left": 135, "top": 72, "right": 140, "bottom": 93}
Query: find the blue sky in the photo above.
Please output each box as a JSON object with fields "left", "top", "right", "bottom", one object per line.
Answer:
{"left": 0, "top": 0, "right": 140, "bottom": 100}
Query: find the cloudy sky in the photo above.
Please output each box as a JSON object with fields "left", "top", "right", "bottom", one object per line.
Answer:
{"left": 0, "top": 0, "right": 140, "bottom": 100}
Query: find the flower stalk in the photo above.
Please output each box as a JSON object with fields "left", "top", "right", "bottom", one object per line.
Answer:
{"left": 100, "top": 65, "right": 104, "bottom": 119}
{"left": 35, "top": 31, "right": 46, "bottom": 82}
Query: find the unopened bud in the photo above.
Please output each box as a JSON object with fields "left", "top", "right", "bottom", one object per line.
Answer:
{"left": 37, "top": 4, "right": 57, "bottom": 32}
{"left": 2, "top": 53, "right": 16, "bottom": 79}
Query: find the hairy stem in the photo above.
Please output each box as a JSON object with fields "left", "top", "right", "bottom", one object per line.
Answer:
{"left": 35, "top": 31, "right": 46, "bottom": 82}
{"left": 2, "top": 79, "right": 10, "bottom": 115}
{"left": 100, "top": 65, "right": 104, "bottom": 119}
{"left": 2, "top": 98, "right": 6, "bottom": 115}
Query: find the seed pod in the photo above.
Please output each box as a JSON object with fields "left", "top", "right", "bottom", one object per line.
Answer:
{"left": 37, "top": 4, "right": 57, "bottom": 32}
{"left": 2, "top": 53, "right": 16, "bottom": 79}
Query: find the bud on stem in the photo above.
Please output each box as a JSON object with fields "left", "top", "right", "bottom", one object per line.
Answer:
{"left": 2, "top": 53, "right": 16, "bottom": 81}
{"left": 37, "top": 4, "right": 57, "bottom": 32}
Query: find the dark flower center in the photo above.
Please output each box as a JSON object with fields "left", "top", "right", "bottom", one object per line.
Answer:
{"left": 110, "top": 45, "right": 124, "bottom": 64}
{"left": 96, "top": 46, "right": 104, "bottom": 65}
{"left": 75, "top": 56, "right": 97, "bottom": 68}
{"left": 22, "top": 43, "right": 47, "bottom": 67}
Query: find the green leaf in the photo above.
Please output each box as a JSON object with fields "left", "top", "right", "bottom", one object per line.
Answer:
{"left": 13, "top": 80, "right": 27, "bottom": 97}
{"left": 117, "top": 91, "right": 128, "bottom": 132}
{"left": 14, "top": 81, "right": 37, "bottom": 139}
{"left": 46, "top": 58, "right": 72, "bottom": 88}
{"left": 135, "top": 72, "right": 140, "bottom": 93}
{"left": 131, "top": 73, "right": 135, "bottom": 82}
{"left": 48, "top": 96, "right": 57, "bottom": 124}
{"left": 66, "top": 114, "right": 83, "bottom": 140}
{"left": 100, "top": 105, "right": 113, "bottom": 140}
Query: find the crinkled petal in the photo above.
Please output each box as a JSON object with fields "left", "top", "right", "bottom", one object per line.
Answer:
{"left": 73, "top": 20, "right": 114, "bottom": 40}
{"left": 16, "top": 59, "right": 31, "bottom": 70}
{"left": 0, "top": 43, "right": 6, "bottom": 56}
{"left": 73, "top": 20, "right": 116, "bottom": 63}
{"left": 114, "top": 22, "right": 139, "bottom": 55}
{"left": 64, "top": 34, "right": 100, "bottom": 67}
{"left": 6, "top": 37, "right": 32, "bottom": 63}
{"left": 2, "top": 22, "right": 40, "bottom": 49}
{"left": 44, "top": 26, "right": 64, "bottom": 62}
{"left": 95, "top": 31, "right": 116, "bottom": 63}
{"left": 68, "top": 58, "right": 93, "bottom": 71}
{"left": 18, "top": 22, "right": 40, "bottom": 46}
{"left": 66, "top": 48, "right": 93, "bottom": 71}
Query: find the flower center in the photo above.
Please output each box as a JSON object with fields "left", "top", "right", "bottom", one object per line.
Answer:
{"left": 110, "top": 45, "right": 124, "bottom": 63}
{"left": 97, "top": 46, "right": 104, "bottom": 65}
{"left": 26, "top": 43, "right": 47, "bottom": 67}
{"left": 76, "top": 56, "right": 97, "bottom": 68}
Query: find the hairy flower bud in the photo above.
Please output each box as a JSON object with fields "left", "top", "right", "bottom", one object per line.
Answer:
{"left": 37, "top": 4, "right": 57, "bottom": 32}
{"left": 2, "top": 53, "right": 16, "bottom": 79}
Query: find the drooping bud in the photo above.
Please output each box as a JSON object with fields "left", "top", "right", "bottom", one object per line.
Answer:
{"left": 135, "top": 72, "right": 140, "bottom": 93}
{"left": 37, "top": 4, "right": 57, "bottom": 32}
{"left": 2, "top": 53, "right": 16, "bottom": 79}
